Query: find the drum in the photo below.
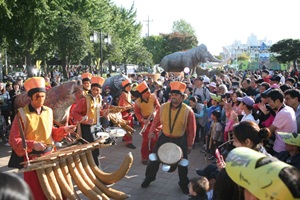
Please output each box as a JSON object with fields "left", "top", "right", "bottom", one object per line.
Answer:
{"left": 107, "top": 127, "right": 126, "bottom": 137}
{"left": 157, "top": 142, "right": 182, "bottom": 165}
{"left": 94, "top": 132, "right": 110, "bottom": 143}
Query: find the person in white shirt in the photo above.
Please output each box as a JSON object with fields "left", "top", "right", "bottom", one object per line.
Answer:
{"left": 237, "top": 96, "right": 258, "bottom": 123}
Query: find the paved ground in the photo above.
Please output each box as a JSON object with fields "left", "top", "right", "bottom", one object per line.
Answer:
{"left": 0, "top": 126, "right": 209, "bottom": 200}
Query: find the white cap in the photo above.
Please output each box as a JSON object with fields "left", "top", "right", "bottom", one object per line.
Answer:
{"left": 203, "top": 76, "right": 210, "bottom": 83}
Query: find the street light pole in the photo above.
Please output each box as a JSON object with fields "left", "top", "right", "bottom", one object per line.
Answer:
{"left": 100, "top": 29, "right": 103, "bottom": 76}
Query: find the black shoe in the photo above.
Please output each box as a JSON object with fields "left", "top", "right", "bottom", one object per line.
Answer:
{"left": 178, "top": 182, "right": 189, "bottom": 194}
{"left": 141, "top": 178, "right": 155, "bottom": 188}
{"left": 142, "top": 160, "right": 149, "bottom": 165}
{"left": 126, "top": 143, "right": 136, "bottom": 149}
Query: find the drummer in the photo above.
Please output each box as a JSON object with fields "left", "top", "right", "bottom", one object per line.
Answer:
{"left": 9, "top": 77, "right": 76, "bottom": 200}
{"left": 71, "top": 76, "right": 105, "bottom": 166}
{"left": 119, "top": 78, "right": 136, "bottom": 149}
{"left": 134, "top": 81, "right": 161, "bottom": 165}
{"left": 141, "top": 81, "right": 196, "bottom": 194}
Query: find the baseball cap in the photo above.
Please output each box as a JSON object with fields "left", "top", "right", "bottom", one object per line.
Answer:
{"left": 262, "top": 69, "right": 269, "bottom": 74}
{"left": 209, "top": 82, "right": 217, "bottom": 88}
{"left": 237, "top": 96, "right": 254, "bottom": 106}
{"left": 210, "top": 93, "right": 222, "bottom": 102}
{"left": 195, "top": 76, "right": 204, "bottom": 81}
{"left": 203, "top": 76, "right": 210, "bottom": 83}
{"left": 255, "top": 78, "right": 264, "bottom": 84}
{"left": 270, "top": 75, "right": 281, "bottom": 82}
{"left": 196, "top": 164, "right": 219, "bottom": 180}
{"left": 191, "top": 74, "right": 197, "bottom": 78}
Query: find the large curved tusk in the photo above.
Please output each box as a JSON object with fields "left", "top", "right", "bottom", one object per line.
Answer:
{"left": 209, "top": 47, "right": 231, "bottom": 67}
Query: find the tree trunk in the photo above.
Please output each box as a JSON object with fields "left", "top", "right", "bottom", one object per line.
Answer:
{"left": 61, "top": 56, "right": 69, "bottom": 80}
{"left": 25, "top": 48, "right": 34, "bottom": 77}
{"left": 293, "top": 59, "right": 298, "bottom": 70}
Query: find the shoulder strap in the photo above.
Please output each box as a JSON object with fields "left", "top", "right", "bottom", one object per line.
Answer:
{"left": 203, "top": 87, "right": 207, "bottom": 100}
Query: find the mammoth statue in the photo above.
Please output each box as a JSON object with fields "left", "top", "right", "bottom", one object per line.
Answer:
{"left": 102, "top": 74, "right": 129, "bottom": 98}
{"left": 159, "top": 44, "right": 230, "bottom": 75}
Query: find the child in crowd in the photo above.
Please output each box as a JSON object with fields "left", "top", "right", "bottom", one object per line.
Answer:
{"left": 188, "top": 177, "right": 209, "bottom": 200}
{"left": 208, "top": 110, "right": 223, "bottom": 163}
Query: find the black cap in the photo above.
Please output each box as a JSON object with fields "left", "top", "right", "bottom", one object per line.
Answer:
{"left": 255, "top": 78, "right": 264, "bottom": 84}
{"left": 196, "top": 164, "right": 219, "bottom": 180}
{"left": 270, "top": 75, "right": 281, "bottom": 82}
{"left": 262, "top": 69, "right": 269, "bottom": 74}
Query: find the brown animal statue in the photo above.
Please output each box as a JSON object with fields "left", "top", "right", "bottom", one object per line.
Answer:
{"left": 159, "top": 44, "right": 230, "bottom": 75}
{"left": 14, "top": 81, "right": 81, "bottom": 125}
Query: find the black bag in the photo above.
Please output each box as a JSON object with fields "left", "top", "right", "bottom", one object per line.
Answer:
{"left": 8, "top": 149, "right": 24, "bottom": 169}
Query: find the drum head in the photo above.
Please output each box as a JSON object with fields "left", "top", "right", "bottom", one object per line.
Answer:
{"left": 107, "top": 127, "right": 126, "bottom": 137}
{"left": 95, "top": 132, "right": 110, "bottom": 142}
{"left": 157, "top": 142, "right": 182, "bottom": 165}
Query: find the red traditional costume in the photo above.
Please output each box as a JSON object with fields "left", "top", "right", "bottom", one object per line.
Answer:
{"left": 71, "top": 76, "right": 105, "bottom": 166}
{"left": 9, "top": 77, "right": 70, "bottom": 200}
{"left": 141, "top": 81, "right": 196, "bottom": 194}
{"left": 68, "top": 72, "right": 92, "bottom": 125}
{"left": 118, "top": 79, "right": 135, "bottom": 148}
{"left": 134, "top": 81, "right": 161, "bottom": 163}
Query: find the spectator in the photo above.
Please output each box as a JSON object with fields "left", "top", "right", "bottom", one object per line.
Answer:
{"left": 0, "top": 82, "right": 11, "bottom": 126}
{"left": 183, "top": 87, "right": 193, "bottom": 105}
{"left": 0, "top": 110, "right": 9, "bottom": 146}
{"left": 255, "top": 82, "right": 270, "bottom": 103}
{"left": 188, "top": 177, "right": 209, "bottom": 200}
{"left": 226, "top": 147, "right": 300, "bottom": 200}
{"left": 9, "top": 81, "right": 21, "bottom": 121}
{"left": 189, "top": 96, "right": 207, "bottom": 144}
{"left": 284, "top": 89, "right": 300, "bottom": 132}
{"left": 213, "top": 168, "right": 243, "bottom": 200}
{"left": 237, "top": 96, "right": 257, "bottom": 123}
{"left": 267, "top": 89, "right": 297, "bottom": 155}
{"left": 0, "top": 172, "right": 33, "bottom": 200}
{"left": 207, "top": 110, "right": 223, "bottom": 163}
{"left": 285, "top": 77, "right": 296, "bottom": 87}
{"left": 270, "top": 75, "right": 281, "bottom": 85}
{"left": 196, "top": 164, "right": 219, "bottom": 200}
{"left": 276, "top": 132, "right": 300, "bottom": 169}
{"left": 261, "top": 69, "right": 271, "bottom": 83}
{"left": 193, "top": 77, "right": 211, "bottom": 104}
{"left": 241, "top": 78, "right": 258, "bottom": 97}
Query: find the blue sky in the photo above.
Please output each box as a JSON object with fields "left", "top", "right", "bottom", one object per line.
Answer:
{"left": 112, "top": 0, "right": 299, "bottom": 55}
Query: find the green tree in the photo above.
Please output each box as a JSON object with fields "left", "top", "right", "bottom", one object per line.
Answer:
{"left": 109, "top": 4, "right": 143, "bottom": 73}
{"left": 161, "top": 32, "right": 198, "bottom": 56}
{"left": 54, "top": 14, "right": 91, "bottom": 78}
{"left": 172, "top": 19, "right": 196, "bottom": 36}
{"left": 143, "top": 36, "right": 164, "bottom": 64}
{"left": 270, "top": 38, "right": 300, "bottom": 69}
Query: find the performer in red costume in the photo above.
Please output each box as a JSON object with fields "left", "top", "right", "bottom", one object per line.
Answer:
{"left": 141, "top": 81, "right": 196, "bottom": 194}
{"left": 9, "top": 77, "right": 76, "bottom": 200}
{"left": 71, "top": 76, "right": 105, "bottom": 166}
{"left": 134, "top": 81, "right": 161, "bottom": 165}
{"left": 119, "top": 78, "right": 136, "bottom": 149}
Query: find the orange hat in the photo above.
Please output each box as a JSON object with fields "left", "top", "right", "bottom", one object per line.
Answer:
{"left": 24, "top": 77, "right": 46, "bottom": 97}
{"left": 91, "top": 76, "right": 105, "bottom": 88}
{"left": 122, "top": 79, "right": 131, "bottom": 88}
{"left": 136, "top": 81, "right": 149, "bottom": 94}
{"left": 81, "top": 72, "right": 92, "bottom": 82}
{"left": 170, "top": 81, "right": 186, "bottom": 95}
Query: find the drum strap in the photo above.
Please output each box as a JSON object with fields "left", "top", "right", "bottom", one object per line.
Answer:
{"left": 168, "top": 103, "right": 182, "bottom": 135}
